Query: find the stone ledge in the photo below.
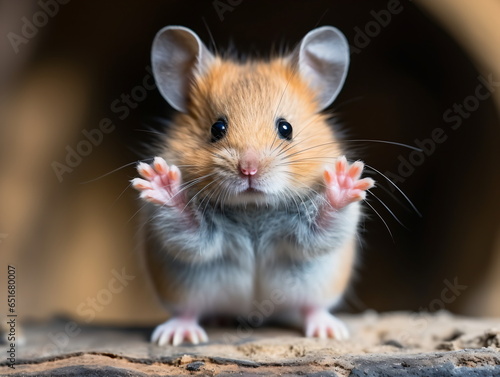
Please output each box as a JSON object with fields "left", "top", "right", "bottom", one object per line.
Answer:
{"left": 1, "top": 312, "right": 499, "bottom": 376}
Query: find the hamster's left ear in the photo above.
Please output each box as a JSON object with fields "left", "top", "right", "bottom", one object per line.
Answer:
{"left": 290, "top": 26, "right": 350, "bottom": 110}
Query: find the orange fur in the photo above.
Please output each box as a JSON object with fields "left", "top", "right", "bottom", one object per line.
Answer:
{"left": 161, "top": 57, "right": 343, "bottom": 202}
{"left": 327, "top": 237, "right": 356, "bottom": 302}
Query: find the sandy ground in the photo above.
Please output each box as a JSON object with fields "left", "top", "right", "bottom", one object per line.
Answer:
{"left": 0, "top": 311, "right": 499, "bottom": 376}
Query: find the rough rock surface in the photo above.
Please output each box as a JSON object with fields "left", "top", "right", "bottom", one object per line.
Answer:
{"left": 1, "top": 312, "right": 499, "bottom": 376}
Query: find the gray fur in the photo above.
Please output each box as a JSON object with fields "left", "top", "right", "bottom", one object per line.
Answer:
{"left": 144, "top": 190, "right": 360, "bottom": 316}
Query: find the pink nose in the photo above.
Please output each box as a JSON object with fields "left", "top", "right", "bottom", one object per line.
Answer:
{"left": 240, "top": 166, "right": 258, "bottom": 176}
{"left": 239, "top": 150, "right": 259, "bottom": 176}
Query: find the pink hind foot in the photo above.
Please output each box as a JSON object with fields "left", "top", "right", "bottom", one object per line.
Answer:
{"left": 303, "top": 308, "right": 349, "bottom": 340}
{"left": 324, "top": 156, "right": 375, "bottom": 210}
{"left": 151, "top": 316, "right": 209, "bottom": 346}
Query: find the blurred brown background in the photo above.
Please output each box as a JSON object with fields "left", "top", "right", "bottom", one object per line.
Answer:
{"left": 1, "top": 0, "right": 499, "bottom": 326}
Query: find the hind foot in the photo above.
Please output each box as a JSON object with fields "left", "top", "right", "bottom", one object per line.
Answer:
{"left": 151, "top": 316, "right": 209, "bottom": 346}
{"left": 303, "top": 307, "right": 349, "bottom": 340}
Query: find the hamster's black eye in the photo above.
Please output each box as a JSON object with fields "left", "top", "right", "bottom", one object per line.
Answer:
{"left": 276, "top": 119, "right": 293, "bottom": 140}
{"left": 211, "top": 119, "right": 227, "bottom": 142}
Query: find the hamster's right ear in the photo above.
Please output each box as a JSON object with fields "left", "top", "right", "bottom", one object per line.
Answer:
{"left": 151, "top": 26, "right": 214, "bottom": 113}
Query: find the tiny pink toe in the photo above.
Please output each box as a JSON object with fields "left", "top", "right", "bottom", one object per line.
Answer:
{"left": 156, "top": 323, "right": 174, "bottom": 346}
{"left": 187, "top": 330, "right": 199, "bottom": 345}
{"left": 349, "top": 191, "right": 365, "bottom": 202}
{"left": 348, "top": 161, "right": 364, "bottom": 180}
{"left": 335, "top": 156, "right": 347, "bottom": 173}
{"left": 354, "top": 179, "right": 374, "bottom": 191}
{"left": 131, "top": 178, "right": 152, "bottom": 191}
{"left": 172, "top": 328, "right": 184, "bottom": 346}
{"left": 168, "top": 166, "right": 181, "bottom": 192}
{"left": 158, "top": 332, "right": 171, "bottom": 346}
{"left": 327, "top": 326, "right": 335, "bottom": 338}
{"left": 168, "top": 165, "right": 180, "bottom": 181}
{"left": 323, "top": 169, "right": 331, "bottom": 183}
{"left": 153, "top": 157, "right": 169, "bottom": 175}
{"left": 304, "top": 309, "right": 349, "bottom": 341}
{"left": 151, "top": 327, "right": 161, "bottom": 343}
{"left": 197, "top": 329, "right": 209, "bottom": 343}
{"left": 137, "top": 162, "right": 156, "bottom": 180}
{"left": 323, "top": 168, "right": 336, "bottom": 185}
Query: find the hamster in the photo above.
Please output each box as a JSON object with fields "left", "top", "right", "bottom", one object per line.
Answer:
{"left": 132, "top": 25, "right": 375, "bottom": 346}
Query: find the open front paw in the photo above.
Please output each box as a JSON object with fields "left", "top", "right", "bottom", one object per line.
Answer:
{"left": 324, "top": 156, "right": 375, "bottom": 210}
{"left": 131, "top": 157, "right": 185, "bottom": 208}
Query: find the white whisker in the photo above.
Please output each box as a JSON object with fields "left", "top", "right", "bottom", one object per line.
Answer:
{"left": 367, "top": 189, "right": 408, "bottom": 229}
{"left": 364, "top": 199, "right": 394, "bottom": 242}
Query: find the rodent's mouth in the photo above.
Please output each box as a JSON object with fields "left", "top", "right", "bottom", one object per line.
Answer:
{"left": 237, "top": 175, "right": 265, "bottom": 195}
{"left": 241, "top": 187, "right": 264, "bottom": 195}
{"left": 220, "top": 174, "right": 278, "bottom": 204}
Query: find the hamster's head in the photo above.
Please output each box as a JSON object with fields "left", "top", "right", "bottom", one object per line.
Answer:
{"left": 151, "top": 26, "right": 349, "bottom": 206}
